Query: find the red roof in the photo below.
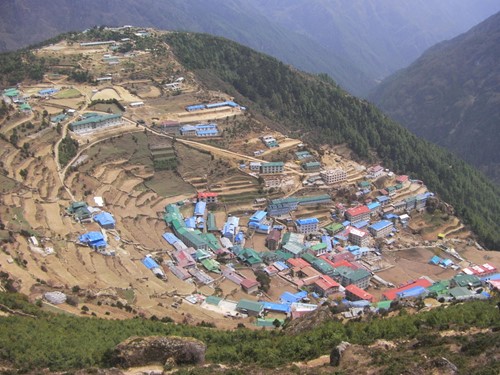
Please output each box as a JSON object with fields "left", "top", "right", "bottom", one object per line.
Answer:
{"left": 345, "top": 284, "right": 374, "bottom": 302}
{"left": 241, "top": 278, "right": 259, "bottom": 289}
{"left": 314, "top": 275, "right": 340, "bottom": 291}
{"left": 267, "top": 229, "right": 281, "bottom": 241}
{"left": 396, "top": 175, "right": 409, "bottom": 183}
{"left": 346, "top": 205, "right": 370, "bottom": 217}
{"left": 383, "top": 278, "right": 432, "bottom": 301}
{"left": 287, "top": 258, "right": 311, "bottom": 269}
{"left": 331, "top": 259, "right": 357, "bottom": 269}
{"left": 198, "top": 192, "right": 219, "bottom": 198}
{"left": 463, "top": 263, "right": 496, "bottom": 276}
{"left": 332, "top": 252, "right": 355, "bottom": 263}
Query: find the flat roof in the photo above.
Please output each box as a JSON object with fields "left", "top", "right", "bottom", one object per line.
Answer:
{"left": 369, "top": 220, "right": 393, "bottom": 231}
{"left": 346, "top": 205, "right": 370, "bottom": 216}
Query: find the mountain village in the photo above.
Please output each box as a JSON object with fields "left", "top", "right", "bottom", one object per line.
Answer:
{"left": 1, "top": 27, "right": 499, "bottom": 329}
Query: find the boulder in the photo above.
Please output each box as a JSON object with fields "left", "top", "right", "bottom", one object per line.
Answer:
{"left": 330, "top": 341, "right": 350, "bottom": 366}
{"left": 111, "top": 336, "right": 206, "bottom": 368}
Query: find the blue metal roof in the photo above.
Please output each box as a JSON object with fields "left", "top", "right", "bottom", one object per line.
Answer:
{"left": 429, "top": 255, "right": 442, "bottom": 265}
{"left": 162, "top": 232, "right": 179, "bottom": 245}
{"left": 79, "top": 231, "right": 104, "bottom": 243}
{"left": 196, "top": 129, "right": 218, "bottom": 136}
{"left": 249, "top": 210, "right": 267, "bottom": 222}
{"left": 342, "top": 220, "right": 351, "bottom": 227}
{"left": 186, "top": 104, "right": 205, "bottom": 111}
{"left": 280, "top": 291, "right": 307, "bottom": 304}
{"left": 376, "top": 196, "right": 390, "bottom": 203}
{"left": 185, "top": 217, "right": 196, "bottom": 228}
{"left": 321, "top": 235, "right": 332, "bottom": 251}
{"left": 262, "top": 302, "right": 291, "bottom": 313}
{"left": 296, "top": 217, "right": 319, "bottom": 226}
{"left": 482, "top": 273, "right": 500, "bottom": 281}
{"left": 194, "top": 201, "right": 206, "bottom": 216}
{"left": 367, "top": 202, "right": 380, "bottom": 210}
{"left": 397, "top": 286, "right": 427, "bottom": 298}
{"left": 180, "top": 125, "right": 197, "bottom": 132}
{"left": 94, "top": 212, "right": 115, "bottom": 226}
{"left": 142, "top": 257, "right": 160, "bottom": 270}
{"left": 369, "top": 220, "right": 393, "bottom": 231}
{"left": 352, "top": 220, "right": 369, "bottom": 229}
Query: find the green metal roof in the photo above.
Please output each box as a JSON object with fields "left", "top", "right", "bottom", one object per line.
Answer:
{"left": 201, "top": 233, "right": 221, "bottom": 251}
{"left": 296, "top": 194, "right": 331, "bottom": 204}
{"left": 375, "top": 300, "right": 392, "bottom": 309}
{"left": 301, "top": 252, "right": 317, "bottom": 264}
{"left": 238, "top": 248, "right": 262, "bottom": 265}
{"left": 207, "top": 212, "right": 218, "bottom": 231}
{"left": 310, "top": 243, "right": 327, "bottom": 251}
{"left": 71, "top": 113, "right": 121, "bottom": 127}
{"left": 344, "top": 269, "right": 370, "bottom": 282}
{"left": 236, "top": 299, "right": 264, "bottom": 313}
{"left": 282, "top": 241, "right": 304, "bottom": 256}
{"left": 448, "top": 286, "right": 474, "bottom": 299}
{"left": 201, "top": 258, "right": 221, "bottom": 273}
{"left": 177, "top": 227, "right": 208, "bottom": 247}
{"left": 262, "top": 162, "right": 284, "bottom": 167}
{"left": 205, "top": 295, "right": 222, "bottom": 306}
{"left": 275, "top": 250, "right": 293, "bottom": 261}
{"left": 427, "top": 280, "right": 450, "bottom": 294}
{"left": 324, "top": 222, "right": 345, "bottom": 234}
{"left": 256, "top": 318, "right": 284, "bottom": 327}
{"left": 452, "top": 274, "right": 481, "bottom": 288}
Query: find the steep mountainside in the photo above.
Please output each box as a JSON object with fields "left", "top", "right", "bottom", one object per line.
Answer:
{"left": 161, "top": 33, "right": 500, "bottom": 247}
{"left": 253, "top": 0, "right": 500, "bottom": 90}
{"left": 0, "top": 0, "right": 371, "bottom": 95}
{"left": 370, "top": 12, "right": 500, "bottom": 184}
{"left": 2, "top": 1, "right": 500, "bottom": 96}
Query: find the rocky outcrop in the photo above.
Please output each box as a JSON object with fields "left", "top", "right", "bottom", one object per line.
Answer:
{"left": 111, "top": 336, "right": 206, "bottom": 368}
{"left": 330, "top": 341, "right": 350, "bottom": 366}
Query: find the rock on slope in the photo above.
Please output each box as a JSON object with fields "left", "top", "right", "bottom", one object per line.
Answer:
{"left": 111, "top": 336, "right": 206, "bottom": 368}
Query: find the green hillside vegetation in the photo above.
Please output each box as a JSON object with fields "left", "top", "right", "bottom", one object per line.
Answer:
{"left": 369, "top": 11, "right": 500, "bottom": 184}
{"left": 164, "top": 32, "right": 500, "bottom": 249}
{"left": 0, "top": 292, "right": 498, "bottom": 372}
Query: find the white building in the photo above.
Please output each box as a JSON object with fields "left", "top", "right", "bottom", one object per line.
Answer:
{"left": 320, "top": 169, "right": 347, "bottom": 185}
{"left": 70, "top": 114, "right": 123, "bottom": 134}
{"left": 295, "top": 217, "right": 319, "bottom": 234}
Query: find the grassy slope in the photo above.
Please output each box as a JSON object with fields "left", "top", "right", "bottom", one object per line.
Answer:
{"left": 0, "top": 292, "right": 498, "bottom": 372}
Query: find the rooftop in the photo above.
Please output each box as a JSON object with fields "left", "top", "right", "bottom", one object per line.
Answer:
{"left": 236, "top": 299, "right": 264, "bottom": 313}
{"left": 346, "top": 205, "right": 370, "bottom": 217}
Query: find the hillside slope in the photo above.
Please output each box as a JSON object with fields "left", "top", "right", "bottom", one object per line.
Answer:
{"left": 0, "top": 0, "right": 371, "bottom": 95}
{"left": 2, "top": 1, "right": 500, "bottom": 96}
{"left": 253, "top": 0, "right": 500, "bottom": 91}
{"left": 163, "top": 32, "right": 500, "bottom": 249}
{"left": 369, "top": 12, "right": 500, "bottom": 184}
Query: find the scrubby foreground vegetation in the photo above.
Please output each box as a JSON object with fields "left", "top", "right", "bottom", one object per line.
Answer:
{"left": 0, "top": 292, "right": 499, "bottom": 373}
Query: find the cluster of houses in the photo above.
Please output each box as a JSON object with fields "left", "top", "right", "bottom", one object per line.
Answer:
{"left": 294, "top": 150, "right": 322, "bottom": 172}
{"left": 68, "top": 199, "right": 118, "bottom": 256}
{"left": 380, "top": 265, "right": 499, "bottom": 302}
{"left": 179, "top": 123, "right": 219, "bottom": 137}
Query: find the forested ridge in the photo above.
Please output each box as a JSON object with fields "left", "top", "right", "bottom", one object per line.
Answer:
{"left": 164, "top": 32, "right": 500, "bottom": 249}
{"left": 369, "top": 11, "right": 500, "bottom": 184}
{"left": 0, "top": 292, "right": 499, "bottom": 372}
